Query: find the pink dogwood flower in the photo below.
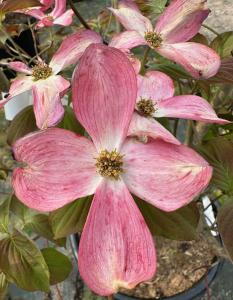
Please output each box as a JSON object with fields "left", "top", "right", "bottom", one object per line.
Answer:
{"left": 0, "top": 30, "right": 102, "bottom": 129}
{"left": 12, "top": 44, "right": 212, "bottom": 295}
{"left": 21, "top": 0, "right": 73, "bottom": 28}
{"left": 128, "top": 70, "right": 229, "bottom": 142}
{"left": 109, "top": 0, "right": 221, "bottom": 78}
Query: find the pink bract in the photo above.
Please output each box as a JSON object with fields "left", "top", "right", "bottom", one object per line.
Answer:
{"left": 19, "top": 0, "right": 74, "bottom": 28}
{"left": 134, "top": 71, "right": 229, "bottom": 140}
{"left": 0, "top": 30, "right": 102, "bottom": 129}
{"left": 13, "top": 44, "right": 212, "bottom": 296}
{"left": 109, "top": 0, "right": 221, "bottom": 78}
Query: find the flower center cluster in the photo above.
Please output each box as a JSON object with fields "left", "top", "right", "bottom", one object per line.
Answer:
{"left": 137, "top": 98, "right": 156, "bottom": 117}
{"left": 32, "top": 62, "right": 52, "bottom": 81}
{"left": 95, "top": 149, "right": 124, "bottom": 180}
{"left": 144, "top": 31, "right": 162, "bottom": 48}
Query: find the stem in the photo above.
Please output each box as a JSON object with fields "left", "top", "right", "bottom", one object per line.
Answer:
{"left": 173, "top": 119, "right": 179, "bottom": 137}
{"left": 67, "top": 0, "right": 91, "bottom": 29}
{"left": 140, "top": 47, "right": 151, "bottom": 75}
{"left": 107, "top": 296, "right": 114, "bottom": 300}
{"left": 55, "top": 285, "right": 63, "bottom": 300}
{"left": 27, "top": 18, "right": 39, "bottom": 58}
{"left": 202, "top": 24, "right": 220, "bottom": 37}
{"left": 184, "top": 120, "right": 193, "bottom": 146}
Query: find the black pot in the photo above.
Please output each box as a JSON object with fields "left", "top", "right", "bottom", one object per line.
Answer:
{"left": 70, "top": 235, "right": 223, "bottom": 300}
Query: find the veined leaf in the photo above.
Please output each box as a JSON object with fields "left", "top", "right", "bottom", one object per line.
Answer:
{"left": 0, "top": 230, "right": 50, "bottom": 292}
{"left": 49, "top": 196, "right": 92, "bottom": 239}
{"left": 197, "top": 136, "right": 233, "bottom": 194}
{"left": 135, "top": 197, "right": 200, "bottom": 241}
{"left": 42, "top": 248, "right": 72, "bottom": 285}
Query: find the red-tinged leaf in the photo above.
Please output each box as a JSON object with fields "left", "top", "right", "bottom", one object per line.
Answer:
{"left": 1, "top": 0, "right": 41, "bottom": 13}
{"left": 206, "top": 58, "right": 233, "bottom": 84}
{"left": 197, "top": 136, "right": 233, "bottom": 194}
{"left": 0, "top": 230, "right": 50, "bottom": 292}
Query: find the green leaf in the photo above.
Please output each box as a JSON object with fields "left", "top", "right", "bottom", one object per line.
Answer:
{"left": 49, "top": 196, "right": 92, "bottom": 239}
{"left": 41, "top": 248, "right": 72, "bottom": 285}
{"left": 24, "top": 214, "right": 66, "bottom": 247}
{"left": 0, "top": 195, "right": 10, "bottom": 233}
{"left": 210, "top": 31, "right": 233, "bottom": 58}
{"left": 190, "top": 33, "right": 209, "bottom": 46}
{"left": 0, "top": 0, "right": 41, "bottom": 13}
{"left": 10, "top": 194, "right": 33, "bottom": 224}
{"left": 197, "top": 136, "right": 233, "bottom": 194}
{"left": 152, "top": 62, "right": 191, "bottom": 80}
{"left": 147, "top": 0, "right": 167, "bottom": 15}
{"left": 58, "top": 106, "right": 85, "bottom": 135}
{"left": 0, "top": 272, "right": 8, "bottom": 299}
{"left": 135, "top": 197, "right": 200, "bottom": 241}
{"left": 217, "top": 202, "right": 233, "bottom": 262}
{"left": 0, "top": 230, "right": 50, "bottom": 292}
{"left": 7, "top": 106, "right": 37, "bottom": 146}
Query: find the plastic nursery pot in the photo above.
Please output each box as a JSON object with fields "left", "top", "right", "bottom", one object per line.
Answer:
{"left": 70, "top": 235, "right": 223, "bottom": 300}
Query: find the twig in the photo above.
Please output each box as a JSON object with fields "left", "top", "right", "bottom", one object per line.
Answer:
{"left": 140, "top": 47, "right": 151, "bottom": 75}
{"left": 67, "top": 0, "right": 91, "bottom": 29}
{"left": 55, "top": 284, "right": 63, "bottom": 300}
{"left": 0, "top": 27, "right": 31, "bottom": 63}
{"left": 184, "top": 120, "right": 193, "bottom": 146}
{"left": 27, "top": 18, "right": 39, "bottom": 58}
{"left": 29, "top": 41, "right": 54, "bottom": 64}
{"left": 202, "top": 24, "right": 220, "bottom": 37}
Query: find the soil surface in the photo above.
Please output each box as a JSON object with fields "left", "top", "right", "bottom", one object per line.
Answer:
{"left": 120, "top": 236, "right": 216, "bottom": 299}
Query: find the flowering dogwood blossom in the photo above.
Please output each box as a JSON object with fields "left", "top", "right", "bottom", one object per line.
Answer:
{"left": 128, "top": 71, "right": 230, "bottom": 142}
{"left": 12, "top": 44, "right": 212, "bottom": 295}
{"left": 21, "top": 0, "right": 73, "bottom": 28}
{"left": 0, "top": 30, "right": 102, "bottom": 129}
{"left": 109, "top": 0, "right": 221, "bottom": 78}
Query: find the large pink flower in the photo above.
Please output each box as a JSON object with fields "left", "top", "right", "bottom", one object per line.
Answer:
{"left": 12, "top": 44, "right": 212, "bottom": 295}
{"left": 21, "top": 0, "right": 73, "bottom": 28}
{"left": 0, "top": 30, "right": 102, "bottom": 129}
{"left": 128, "top": 70, "right": 229, "bottom": 142}
{"left": 109, "top": 0, "right": 221, "bottom": 78}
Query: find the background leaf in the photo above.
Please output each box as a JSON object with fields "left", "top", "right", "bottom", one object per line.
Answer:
{"left": 0, "top": 195, "right": 10, "bottom": 233}
{"left": 7, "top": 106, "right": 37, "bottom": 146}
{"left": 41, "top": 248, "right": 72, "bottom": 285}
{"left": 217, "top": 202, "right": 233, "bottom": 261}
{"left": 135, "top": 197, "right": 200, "bottom": 241}
{"left": 0, "top": 272, "right": 8, "bottom": 299}
{"left": 0, "top": 230, "right": 50, "bottom": 292}
{"left": 58, "top": 106, "right": 85, "bottom": 135}
{"left": 197, "top": 136, "right": 233, "bottom": 194}
{"left": 49, "top": 196, "right": 92, "bottom": 239}
{"left": 210, "top": 31, "right": 233, "bottom": 58}
{"left": 1, "top": 0, "right": 41, "bottom": 13}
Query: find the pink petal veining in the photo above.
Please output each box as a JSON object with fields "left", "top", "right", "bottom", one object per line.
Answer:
{"left": 155, "top": 0, "right": 209, "bottom": 43}
{"left": 122, "top": 138, "right": 212, "bottom": 212}
{"left": 49, "top": 30, "right": 102, "bottom": 74}
{"left": 155, "top": 95, "right": 231, "bottom": 124}
{"left": 72, "top": 44, "right": 137, "bottom": 151}
{"left": 157, "top": 42, "right": 221, "bottom": 79}
{"left": 128, "top": 113, "right": 180, "bottom": 145}
{"left": 12, "top": 128, "right": 101, "bottom": 212}
{"left": 78, "top": 179, "right": 156, "bottom": 296}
